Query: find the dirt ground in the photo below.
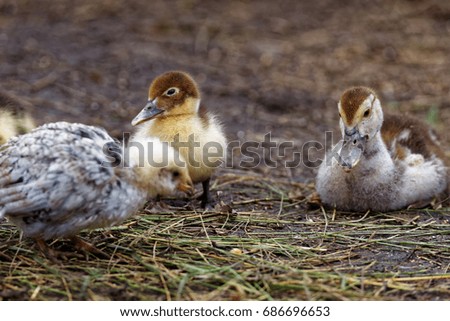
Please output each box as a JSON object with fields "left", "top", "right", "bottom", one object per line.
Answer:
{"left": 0, "top": 0, "right": 449, "bottom": 301}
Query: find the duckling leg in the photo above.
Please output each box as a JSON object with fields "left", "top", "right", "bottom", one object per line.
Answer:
{"left": 69, "top": 236, "right": 109, "bottom": 258}
{"left": 34, "top": 238, "right": 82, "bottom": 262}
{"left": 152, "top": 194, "right": 170, "bottom": 209}
{"left": 35, "top": 238, "right": 59, "bottom": 261}
{"left": 200, "top": 178, "right": 210, "bottom": 208}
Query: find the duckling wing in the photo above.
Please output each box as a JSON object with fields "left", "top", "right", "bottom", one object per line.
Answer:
{"left": 0, "top": 122, "right": 124, "bottom": 223}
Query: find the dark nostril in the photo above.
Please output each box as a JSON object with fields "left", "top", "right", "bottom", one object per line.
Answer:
{"left": 353, "top": 139, "right": 357, "bottom": 145}
{"left": 345, "top": 127, "right": 357, "bottom": 136}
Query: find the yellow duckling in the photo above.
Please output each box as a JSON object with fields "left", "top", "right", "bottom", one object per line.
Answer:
{"left": 131, "top": 71, "right": 227, "bottom": 208}
{"left": 0, "top": 93, "right": 35, "bottom": 145}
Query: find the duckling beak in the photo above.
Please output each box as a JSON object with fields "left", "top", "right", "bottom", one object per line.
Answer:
{"left": 131, "top": 100, "right": 165, "bottom": 126}
{"left": 338, "top": 127, "right": 365, "bottom": 171}
{"left": 177, "top": 178, "right": 194, "bottom": 196}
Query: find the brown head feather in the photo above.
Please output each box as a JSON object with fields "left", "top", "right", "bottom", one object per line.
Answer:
{"left": 339, "top": 87, "right": 376, "bottom": 124}
{"left": 148, "top": 71, "right": 200, "bottom": 111}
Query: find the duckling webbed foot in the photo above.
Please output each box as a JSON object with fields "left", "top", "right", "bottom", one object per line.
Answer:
{"left": 69, "top": 236, "right": 109, "bottom": 259}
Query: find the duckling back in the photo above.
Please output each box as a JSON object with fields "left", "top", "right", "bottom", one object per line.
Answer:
{"left": 382, "top": 112, "right": 449, "bottom": 167}
{"left": 382, "top": 112, "right": 449, "bottom": 201}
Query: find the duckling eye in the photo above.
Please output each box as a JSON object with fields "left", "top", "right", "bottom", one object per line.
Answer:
{"left": 165, "top": 88, "right": 178, "bottom": 96}
{"left": 363, "top": 109, "right": 371, "bottom": 118}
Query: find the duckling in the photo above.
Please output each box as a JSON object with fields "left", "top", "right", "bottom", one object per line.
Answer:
{"left": 131, "top": 71, "right": 227, "bottom": 208}
{"left": 316, "top": 86, "right": 448, "bottom": 212}
{"left": 0, "top": 121, "right": 192, "bottom": 256}
{"left": 0, "top": 92, "right": 35, "bottom": 145}
{"left": 127, "top": 135, "right": 193, "bottom": 197}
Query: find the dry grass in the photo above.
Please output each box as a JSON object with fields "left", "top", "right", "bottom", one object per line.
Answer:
{"left": 1, "top": 171, "right": 449, "bottom": 300}
{"left": 1, "top": 0, "right": 450, "bottom": 301}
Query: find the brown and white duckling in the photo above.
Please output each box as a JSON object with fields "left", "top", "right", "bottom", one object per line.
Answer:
{"left": 131, "top": 71, "right": 227, "bottom": 208}
{"left": 0, "top": 122, "right": 192, "bottom": 256}
{"left": 0, "top": 93, "right": 35, "bottom": 145}
{"left": 316, "top": 86, "right": 448, "bottom": 212}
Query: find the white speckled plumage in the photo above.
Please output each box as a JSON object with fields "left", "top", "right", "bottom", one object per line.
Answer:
{"left": 316, "top": 87, "right": 448, "bottom": 212}
{"left": 0, "top": 122, "right": 190, "bottom": 240}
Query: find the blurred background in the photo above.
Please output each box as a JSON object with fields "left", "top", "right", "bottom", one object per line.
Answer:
{"left": 1, "top": 0, "right": 449, "bottom": 182}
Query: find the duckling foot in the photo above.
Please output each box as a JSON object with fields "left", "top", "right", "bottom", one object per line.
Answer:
{"left": 202, "top": 202, "right": 214, "bottom": 211}
{"left": 69, "top": 236, "right": 109, "bottom": 259}
{"left": 155, "top": 200, "right": 170, "bottom": 210}
{"left": 151, "top": 195, "right": 171, "bottom": 210}
{"left": 34, "top": 238, "right": 83, "bottom": 262}
{"left": 198, "top": 179, "right": 214, "bottom": 209}
{"left": 407, "top": 199, "right": 432, "bottom": 209}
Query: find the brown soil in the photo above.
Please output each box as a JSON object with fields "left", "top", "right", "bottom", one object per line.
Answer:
{"left": 0, "top": 0, "right": 449, "bottom": 301}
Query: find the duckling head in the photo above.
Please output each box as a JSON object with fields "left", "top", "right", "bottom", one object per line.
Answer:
{"left": 158, "top": 157, "right": 194, "bottom": 197}
{"left": 129, "top": 136, "right": 193, "bottom": 197}
{"left": 337, "top": 86, "right": 384, "bottom": 171}
{"left": 131, "top": 71, "right": 200, "bottom": 126}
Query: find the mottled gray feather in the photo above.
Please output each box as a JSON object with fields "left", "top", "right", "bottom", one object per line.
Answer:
{"left": 0, "top": 122, "right": 146, "bottom": 239}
